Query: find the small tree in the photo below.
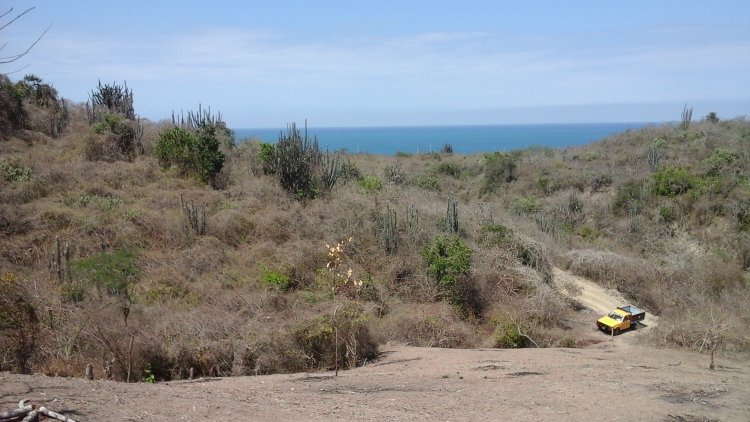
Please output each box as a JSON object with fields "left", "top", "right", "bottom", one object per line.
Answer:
{"left": 156, "top": 108, "right": 226, "bottom": 186}
{"left": 194, "top": 124, "right": 225, "bottom": 185}
{"left": 703, "top": 112, "right": 719, "bottom": 124}
{"left": 483, "top": 152, "right": 517, "bottom": 193}
{"left": 421, "top": 235, "right": 472, "bottom": 288}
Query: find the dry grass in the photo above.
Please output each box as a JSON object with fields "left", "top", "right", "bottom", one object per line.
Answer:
{"left": 2, "top": 98, "right": 749, "bottom": 381}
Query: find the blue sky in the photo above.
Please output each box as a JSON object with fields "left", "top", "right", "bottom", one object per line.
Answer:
{"left": 3, "top": 0, "right": 749, "bottom": 128}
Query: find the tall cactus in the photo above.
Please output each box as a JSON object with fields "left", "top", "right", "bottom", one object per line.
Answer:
{"left": 320, "top": 152, "right": 342, "bottom": 190}
{"left": 406, "top": 204, "right": 419, "bottom": 233}
{"left": 181, "top": 195, "right": 207, "bottom": 236}
{"left": 446, "top": 198, "right": 459, "bottom": 234}
{"left": 383, "top": 205, "right": 399, "bottom": 254}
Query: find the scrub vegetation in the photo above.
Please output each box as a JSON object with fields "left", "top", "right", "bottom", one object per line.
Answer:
{"left": 1, "top": 74, "right": 749, "bottom": 382}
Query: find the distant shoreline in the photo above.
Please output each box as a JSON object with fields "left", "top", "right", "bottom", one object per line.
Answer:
{"left": 234, "top": 122, "right": 662, "bottom": 155}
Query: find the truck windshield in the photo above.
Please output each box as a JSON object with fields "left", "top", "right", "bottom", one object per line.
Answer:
{"left": 607, "top": 312, "right": 623, "bottom": 321}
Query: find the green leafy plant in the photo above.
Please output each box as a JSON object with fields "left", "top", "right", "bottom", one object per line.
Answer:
{"left": 413, "top": 175, "right": 439, "bottom": 191}
{"left": 436, "top": 162, "right": 461, "bottom": 178}
{"left": 653, "top": 166, "right": 694, "bottom": 196}
{"left": 155, "top": 125, "right": 224, "bottom": 185}
{"left": 359, "top": 176, "right": 383, "bottom": 193}
{"left": 511, "top": 196, "right": 540, "bottom": 215}
{"left": 702, "top": 148, "right": 738, "bottom": 176}
{"left": 71, "top": 249, "right": 140, "bottom": 298}
{"left": 492, "top": 319, "right": 528, "bottom": 348}
{"left": 483, "top": 152, "right": 517, "bottom": 192}
{"left": 0, "top": 157, "right": 32, "bottom": 182}
{"left": 613, "top": 180, "right": 648, "bottom": 215}
{"left": 478, "top": 223, "right": 514, "bottom": 246}
{"left": 421, "top": 235, "right": 472, "bottom": 288}
{"left": 142, "top": 363, "right": 156, "bottom": 383}
{"left": 262, "top": 267, "right": 293, "bottom": 291}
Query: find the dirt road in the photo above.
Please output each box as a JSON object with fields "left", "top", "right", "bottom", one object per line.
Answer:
{"left": 553, "top": 267, "right": 659, "bottom": 333}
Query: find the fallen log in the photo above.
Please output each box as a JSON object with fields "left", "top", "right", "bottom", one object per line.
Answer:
{"left": 38, "top": 407, "right": 78, "bottom": 422}
{"left": 0, "top": 399, "right": 78, "bottom": 422}
{"left": 0, "top": 400, "right": 32, "bottom": 421}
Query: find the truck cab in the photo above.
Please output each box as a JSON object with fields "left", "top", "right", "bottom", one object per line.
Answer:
{"left": 596, "top": 305, "right": 646, "bottom": 335}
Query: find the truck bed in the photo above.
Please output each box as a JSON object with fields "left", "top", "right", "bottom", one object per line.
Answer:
{"left": 618, "top": 305, "right": 646, "bottom": 321}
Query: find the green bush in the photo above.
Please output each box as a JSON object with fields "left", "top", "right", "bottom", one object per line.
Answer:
{"left": 194, "top": 124, "right": 225, "bottom": 184}
{"left": 511, "top": 196, "right": 541, "bottom": 215}
{"left": 613, "top": 180, "right": 647, "bottom": 215}
{"left": 259, "top": 143, "right": 276, "bottom": 174}
{"left": 413, "top": 175, "right": 439, "bottom": 191}
{"left": 71, "top": 249, "right": 140, "bottom": 298}
{"left": 492, "top": 319, "right": 528, "bottom": 348}
{"left": 340, "top": 160, "right": 362, "bottom": 181}
{"left": 0, "top": 157, "right": 32, "bottom": 183}
{"left": 262, "top": 267, "right": 293, "bottom": 291}
{"left": 653, "top": 166, "right": 694, "bottom": 196}
{"left": 155, "top": 125, "right": 225, "bottom": 185}
{"left": 0, "top": 75, "right": 27, "bottom": 137}
{"left": 421, "top": 235, "right": 472, "bottom": 288}
{"left": 436, "top": 162, "right": 461, "bottom": 178}
{"left": 478, "top": 223, "right": 514, "bottom": 246}
{"left": 483, "top": 152, "right": 517, "bottom": 192}
{"left": 659, "top": 205, "right": 677, "bottom": 223}
{"left": 702, "top": 148, "right": 738, "bottom": 176}
{"left": 359, "top": 176, "right": 383, "bottom": 193}
{"left": 155, "top": 127, "right": 195, "bottom": 172}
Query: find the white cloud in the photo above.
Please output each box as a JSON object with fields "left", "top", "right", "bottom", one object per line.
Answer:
{"left": 10, "top": 24, "right": 748, "bottom": 126}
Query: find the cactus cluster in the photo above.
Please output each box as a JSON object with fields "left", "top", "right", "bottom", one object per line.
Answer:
{"left": 86, "top": 80, "right": 135, "bottom": 124}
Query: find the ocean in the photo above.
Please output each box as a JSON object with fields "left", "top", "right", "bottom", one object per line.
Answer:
{"left": 233, "top": 122, "right": 656, "bottom": 155}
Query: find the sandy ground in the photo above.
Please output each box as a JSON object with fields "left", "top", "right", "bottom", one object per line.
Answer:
{"left": 2, "top": 270, "right": 747, "bottom": 421}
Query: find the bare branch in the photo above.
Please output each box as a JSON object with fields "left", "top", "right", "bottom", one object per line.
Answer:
{"left": 1, "top": 8, "right": 13, "bottom": 19}
{"left": 0, "top": 6, "right": 34, "bottom": 31}
{"left": 0, "top": 22, "right": 50, "bottom": 64}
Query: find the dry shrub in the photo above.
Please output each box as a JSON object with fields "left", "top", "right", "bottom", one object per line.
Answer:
{"left": 84, "top": 132, "right": 132, "bottom": 162}
{"left": 653, "top": 291, "right": 750, "bottom": 353}
{"left": 370, "top": 302, "right": 481, "bottom": 348}
{"left": 177, "top": 236, "right": 227, "bottom": 282}
{"left": 563, "top": 249, "right": 662, "bottom": 312}
{"left": 209, "top": 209, "right": 253, "bottom": 247}
{"left": 0, "top": 277, "right": 39, "bottom": 373}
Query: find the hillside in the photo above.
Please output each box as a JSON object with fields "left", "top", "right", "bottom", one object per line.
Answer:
{"left": 1, "top": 77, "right": 749, "bottom": 387}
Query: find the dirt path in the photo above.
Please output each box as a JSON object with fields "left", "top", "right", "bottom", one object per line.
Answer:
{"left": 553, "top": 267, "right": 659, "bottom": 332}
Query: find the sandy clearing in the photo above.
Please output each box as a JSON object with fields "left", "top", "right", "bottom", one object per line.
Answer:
{"left": 2, "top": 342, "right": 748, "bottom": 421}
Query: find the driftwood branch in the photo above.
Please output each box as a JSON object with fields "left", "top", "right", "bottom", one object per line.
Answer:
{"left": 0, "top": 399, "right": 78, "bottom": 422}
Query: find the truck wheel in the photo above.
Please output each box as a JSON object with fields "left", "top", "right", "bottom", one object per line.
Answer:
{"left": 614, "top": 328, "right": 621, "bottom": 336}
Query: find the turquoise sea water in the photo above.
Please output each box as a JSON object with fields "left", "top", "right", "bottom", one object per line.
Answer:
{"left": 234, "top": 122, "right": 656, "bottom": 155}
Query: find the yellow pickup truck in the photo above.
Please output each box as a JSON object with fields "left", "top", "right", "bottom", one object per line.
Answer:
{"left": 596, "top": 305, "right": 646, "bottom": 335}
